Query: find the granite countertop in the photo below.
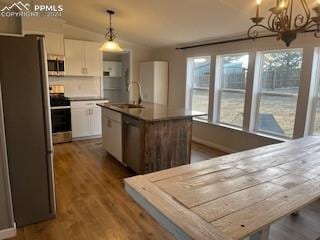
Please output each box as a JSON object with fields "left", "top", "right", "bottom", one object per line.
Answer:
{"left": 68, "top": 97, "right": 109, "bottom": 102}
{"left": 97, "top": 102, "right": 207, "bottom": 122}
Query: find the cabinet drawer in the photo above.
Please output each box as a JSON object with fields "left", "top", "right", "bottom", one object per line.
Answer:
{"left": 71, "top": 100, "right": 108, "bottom": 108}
{"left": 71, "top": 101, "right": 95, "bottom": 108}
{"left": 102, "top": 109, "right": 122, "bottom": 123}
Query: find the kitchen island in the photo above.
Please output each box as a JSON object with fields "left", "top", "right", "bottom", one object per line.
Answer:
{"left": 98, "top": 102, "right": 206, "bottom": 174}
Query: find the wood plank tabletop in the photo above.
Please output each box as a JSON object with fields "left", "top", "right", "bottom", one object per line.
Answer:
{"left": 125, "top": 136, "right": 320, "bottom": 240}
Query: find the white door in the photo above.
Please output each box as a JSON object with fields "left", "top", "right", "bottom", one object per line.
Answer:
{"left": 65, "top": 39, "right": 83, "bottom": 76}
{"left": 84, "top": 41, "right": 102, "bottom": 77}
{"left": 71, "top": 107, "right": 91, "bottom": 138}
{"left": 90, "top": 107, "right": 102, "bottom": 136}
{"left": 139, "top": 62, "right": 155, "bottom": 102}
{"left": 44, "top": 32, "right": 64, "bottom": 55}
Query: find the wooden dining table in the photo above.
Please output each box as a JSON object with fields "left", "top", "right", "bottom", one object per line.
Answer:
{"left": 125, "top": 136, "right": 320, "bottom": 240}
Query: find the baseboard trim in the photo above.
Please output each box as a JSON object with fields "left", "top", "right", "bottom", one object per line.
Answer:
{"left": 72, "top": 135, "right": 102, "bottom": 141}
{"left": 0, "top": 223, "right": 16, "bottom": 240}
{"left": 192, "top": 137, "right": 235, "bottom": 154}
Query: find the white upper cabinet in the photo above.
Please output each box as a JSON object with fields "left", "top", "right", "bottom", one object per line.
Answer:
{"left": 84, "top": 41, "right": 102, "bottom": 77}
{"left": 64, "top": 39, "right": 83, "bottom": 76}
{"left": 43, "top": 32, "right": 64, "bottom": 55}
{"left": 103, "top": 61, "right": 122, "bottom": 77}
{"left": 65, "top": 39, "right": 102, "bottom": 77}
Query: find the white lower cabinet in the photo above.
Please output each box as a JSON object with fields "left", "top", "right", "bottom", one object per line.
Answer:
{"left": 71, "top": 100, "right": 107, "bottom": 139}
{"left": 102, "top": 109, "right": 123, "bottom": 162}
{"left": 71, "top": 107, "right": 91, "bottom": 138}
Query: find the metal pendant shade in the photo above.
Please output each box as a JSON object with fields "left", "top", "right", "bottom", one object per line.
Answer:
{"left": 100, "top": 10, "right": 123, "bottom": 52}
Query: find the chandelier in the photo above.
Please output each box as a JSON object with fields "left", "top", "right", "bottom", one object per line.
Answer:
{"left": 100, "top": 10, "right": 123, "bottom": 52}
{"left": 248, "top": 0, "right": 320, "bottom": 46}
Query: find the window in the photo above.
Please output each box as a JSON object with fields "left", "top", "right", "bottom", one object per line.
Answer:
{"left": 186, "top": 57, "right": 211, "bottom": 120}
{"left": 255, "top": 49, "right": 303, "bottom": 138}
{"left": 313, "top": 91, "right": 320, "bottom": 135}
{"left": 311, "top": 49, "right": 320, "bottom": 135}
{"left": 215, "top": 54, "right": 249, "bottom": 128}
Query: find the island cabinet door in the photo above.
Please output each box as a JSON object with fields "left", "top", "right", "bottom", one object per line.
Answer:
{"left": 102, "top": 112, "right": 123, "bottom": 162}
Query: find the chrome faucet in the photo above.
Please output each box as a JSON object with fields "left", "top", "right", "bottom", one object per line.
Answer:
{"left": 128, "top": 81, "right": 143, "bottom": 105}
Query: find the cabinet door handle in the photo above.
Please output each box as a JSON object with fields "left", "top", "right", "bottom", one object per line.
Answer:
{"left": 108, "top": 119, "right": 112, "bottom": 127}
{"left": 81, "top": 67, "right": 88, "bottom": 74}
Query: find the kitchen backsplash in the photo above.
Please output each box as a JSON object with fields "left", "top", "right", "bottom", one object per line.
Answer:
{"left": 49, "top": 76, "right": 101, "bottom": 97}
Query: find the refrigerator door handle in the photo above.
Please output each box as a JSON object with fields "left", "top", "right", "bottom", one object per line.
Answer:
{"left": 37, "top": 36, "right": 56, "bottom": 214}
{"left": 38, "top": 36, "right": 54, "bottom": 154}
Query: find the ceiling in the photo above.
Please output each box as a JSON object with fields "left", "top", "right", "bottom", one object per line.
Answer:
{"left": 57, "top": 0, "right": 316, "bottom": 48}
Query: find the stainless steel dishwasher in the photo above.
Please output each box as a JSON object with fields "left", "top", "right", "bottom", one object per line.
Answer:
{"left": 122, "top": 115, "right": 143, "bottom": 173}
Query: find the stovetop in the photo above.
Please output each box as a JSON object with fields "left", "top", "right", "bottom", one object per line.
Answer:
{"left": 50, "top": 93, "right": 70, "bottom": 107}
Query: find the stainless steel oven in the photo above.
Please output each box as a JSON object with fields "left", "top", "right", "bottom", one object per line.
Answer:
{"left": 50, "top": 85, "right": 72, "bottom": 144}
{"left": 47, "top": 55, "right": 65, "bottom": 76}
{"left": 51, "top": 106, "right": 72, "bottom": 143}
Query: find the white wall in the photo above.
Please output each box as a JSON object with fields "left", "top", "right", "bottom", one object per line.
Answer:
{"left": 153, "top": 33, "right": 320, "bottom": 152}
{"left": 0, "top": 17, "right": 21, "bottom": 34}
{"left": 192, "top": 121, "right": 281, "bottom": 153}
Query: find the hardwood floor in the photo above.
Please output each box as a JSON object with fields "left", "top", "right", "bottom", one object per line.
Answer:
{"left": 11, "top": 139, "right": 173, "bottom": 240}
{"left": 191, "top": 142, "right": 226, "bottom": 163}
{"left": 9, "top": 139, "right": 320, "bottom": 240}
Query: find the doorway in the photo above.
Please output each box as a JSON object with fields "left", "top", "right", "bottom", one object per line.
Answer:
{"left": 102, "top": 51, "right": 131, "bottom": 102}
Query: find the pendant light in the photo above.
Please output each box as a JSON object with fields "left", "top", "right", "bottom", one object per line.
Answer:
{"left": 100, "top": 10, "right": 123, "bottom": 52}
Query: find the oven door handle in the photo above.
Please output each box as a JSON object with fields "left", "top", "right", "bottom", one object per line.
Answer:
{"left": 51, "top": 106, "right": 71, "bottom": 110}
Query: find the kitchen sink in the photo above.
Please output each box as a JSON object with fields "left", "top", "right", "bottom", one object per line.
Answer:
{"left": 112, "top": 103, "right": 144, "bottom": 109}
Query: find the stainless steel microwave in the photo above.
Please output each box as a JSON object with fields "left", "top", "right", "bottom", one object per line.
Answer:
{"left": 47, "top": 55, "right": 65, "bottom": 76}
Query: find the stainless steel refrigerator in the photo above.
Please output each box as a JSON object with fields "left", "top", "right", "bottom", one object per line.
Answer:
{"left": 0, "top": 34, "right": 56, "bottom": 227}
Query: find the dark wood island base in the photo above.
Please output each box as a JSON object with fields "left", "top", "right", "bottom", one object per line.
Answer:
{"left": 143, "top": 117, "right": 192, "bottom": 174}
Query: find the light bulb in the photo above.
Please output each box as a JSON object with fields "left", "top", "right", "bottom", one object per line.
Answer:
{"left": 256, "top": 0, "right": 262, "bottom": 5}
